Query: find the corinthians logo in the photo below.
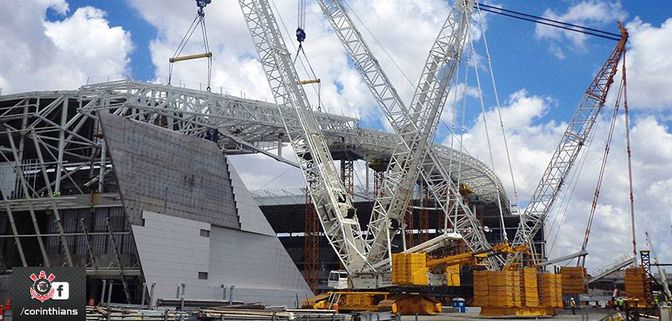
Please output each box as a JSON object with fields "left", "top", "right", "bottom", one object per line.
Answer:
{"left": 12, "top": 267, "right": 83, "bottom": 321}
{"left": 28, "top": 271, "right": 56, "bottom": 303}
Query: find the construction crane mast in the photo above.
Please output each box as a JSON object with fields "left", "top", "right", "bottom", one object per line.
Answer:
{"left": 317, "top": 0, "right": 495, "bottom": 271}
{"left": 364, "top": 0, "right": 476, "bottom": 270}
{"left": 240, "top": 0, "right": 488, "bottom": 291}
{"left": 509, "top": 22, "right": 629, "bottom": 264}
{"left": 237, "top": 0, "right": 369, "bottom": 273}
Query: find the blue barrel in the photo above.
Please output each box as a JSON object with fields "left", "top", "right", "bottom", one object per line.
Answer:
{"left": 452, "top": 298, "right": 466, "bottom": 313}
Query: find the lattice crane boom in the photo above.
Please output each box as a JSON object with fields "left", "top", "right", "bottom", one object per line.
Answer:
{"left": 509, "top": 23, "right": 629, "bottom": 263}
{"left": 317, "top": 0, "right": 495, "bottom": 270}
{"left": 238, "top": 0, "right": 369, "bottom": 273}
{"left": 361, "top": 0, "right": 477, "bottom": 268}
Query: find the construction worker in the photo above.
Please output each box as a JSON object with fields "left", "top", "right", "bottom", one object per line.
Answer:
{"left": 570, "top": 297, "right": 577, "bottom": 315}
{"left": 616, "top": 297, "right": 623, "bottom": 311}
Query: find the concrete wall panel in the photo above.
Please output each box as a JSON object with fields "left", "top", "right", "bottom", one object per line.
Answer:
{"left": 99, "top": 113, "right": 240, "bottom": 229}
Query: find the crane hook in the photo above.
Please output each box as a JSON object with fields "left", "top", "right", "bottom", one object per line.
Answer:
{"left": 196, "top": 0, "right": 211, "bottom": 17}
{"left": 296, "top": 27, "right": 306, "bottom": 43}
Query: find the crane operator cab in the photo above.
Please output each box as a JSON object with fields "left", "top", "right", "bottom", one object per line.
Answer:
{"left": 328, "top": 270, "right": 348, "bottom": 289}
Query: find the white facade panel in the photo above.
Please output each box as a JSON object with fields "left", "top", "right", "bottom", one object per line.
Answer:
{"left": 228, "top": 163, "right": 276, "bottom": 236}
{"left": 133, "top": 211, "right": 311, "bottom": 307}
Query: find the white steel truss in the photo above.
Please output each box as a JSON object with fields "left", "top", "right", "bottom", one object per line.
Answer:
{"left": 237, "top": 0, "right": 369, "bottom": 272}
{"left": 318, "top": 0, "right": 495, "bottom": 271}
{"left": 0, "top": 80, "right": 508, "bottom": 275}
{"left": 351, "top": 0, "right": 485, "bottom": 269}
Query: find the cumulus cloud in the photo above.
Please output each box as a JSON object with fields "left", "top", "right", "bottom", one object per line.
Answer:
{"left": 534, "top": 1, "right": 627, "bottom": 59}
{"left": 125, "top": 0, "right": 473, "bottom": 121}
{"left": 623, "top": 18, "right": 672, "bottom": 110}
{"left": 450, "top": 88, "right": 672, "bottom": 269}
{"left": 0, "top": 0, "right": 133, "bottom": 93}
{"left": 448, "top": 90, "right": 564, "bottom": 201}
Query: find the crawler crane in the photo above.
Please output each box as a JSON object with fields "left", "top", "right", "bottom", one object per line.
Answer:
{"left": 238, "top": 0, "right": 486, "bottom": 314}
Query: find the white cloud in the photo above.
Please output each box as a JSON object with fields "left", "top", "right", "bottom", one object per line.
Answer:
{"left": 535, "top": 1, "right": 627, "bottom": 58}
{"left": 449, "top": 90, "right": 563, "bottom": 200}
{"left": 450, "top": 88, "right": 672, "bottom": 270}
{"left": 228, "top": 153, "right": 304, "bottom": 191}
{"left": 0, "top": 1, "right": 133, "bottom": 93}
{"left": 126, "top": 0, "right": 472, "bottom": 121}
{"left": 623, "top": 18, "right": 672, "bottom": 110}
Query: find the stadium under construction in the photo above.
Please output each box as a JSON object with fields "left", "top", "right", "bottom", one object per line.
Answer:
{"left": 0, "top": 0, "right": 668, "bottom": 320}
{"left": 0, "top": 80, "right": 534, "bottom": 304}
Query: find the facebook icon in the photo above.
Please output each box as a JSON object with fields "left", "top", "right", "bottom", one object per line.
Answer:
{"left": 12, "top": 267, "right": 85, "bottom": 321}
{"left": 51, "top": 282, "right": 70, "bottom": 300}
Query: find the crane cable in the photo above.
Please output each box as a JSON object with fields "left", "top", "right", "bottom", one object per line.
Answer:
{"left": 474, "top": 3, "right": 620, "bottom": 41}
{"left": 475, "top": 3, "right": 521, "bottom": 222}
{"left": 545, "top": 124, "right": 593, "bottom": 254}
{"left": 168, "top": 0, "right": 213, "bottom": 91}
{"left": 297, "top": 0, "right": 306, "bottom": 43}
{"left": 622, "top": 48, "right": 637, "bottom": 264}
{"left": 446, "top": 45, "right": 473, "bottom": 233}
{"left": 268, "top": 0, "right": 324, "bottom": 114}
{"left": 468, "top": 32, "right": 507, "bottom": 243}
{"left": 291, "top": 0, "right": 322, "bottom": 111}
{"left": 578, "top": 71, "right": 625, "bottom": 267}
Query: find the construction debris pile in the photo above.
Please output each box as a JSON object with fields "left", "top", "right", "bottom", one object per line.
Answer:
{"left": 85, "top": 305, "right": 343, "bottom": 321}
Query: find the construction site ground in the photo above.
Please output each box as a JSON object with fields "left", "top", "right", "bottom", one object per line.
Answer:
{"left": 396, "top": 308, "right": 638, "bottom": 321}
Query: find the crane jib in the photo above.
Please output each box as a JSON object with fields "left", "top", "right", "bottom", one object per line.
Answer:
{"left": 508, "top": 22, "right": 629, "bottom": 265}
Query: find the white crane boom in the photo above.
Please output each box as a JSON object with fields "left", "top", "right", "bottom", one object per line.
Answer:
{"left": 317, "top": 0, "right": 496, "bottom": 270}
{"left": 509, "top": 23, "right": 628, "bottom": 263}
{"left": 361, "top": 0, "right": 476, "bottom": 268}
{"left": 238, "top": 0, "right": 369, "bottom": 273}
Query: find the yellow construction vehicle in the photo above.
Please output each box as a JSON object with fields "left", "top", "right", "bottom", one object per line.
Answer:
{"left": 390, "top": 243, "right": 528, "bottom": 287}
{"left": 304, "top": 243, "right": 528, "bottom": 314}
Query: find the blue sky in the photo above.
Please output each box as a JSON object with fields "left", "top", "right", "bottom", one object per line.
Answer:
{"left": 45, "top": 0, "right": 158, "bottom": 80}
{"left": 1, "top": 0, "right": 672, "bottom": 269}
{"left": 39, "top": 0, "right": 670, "bottom": 124}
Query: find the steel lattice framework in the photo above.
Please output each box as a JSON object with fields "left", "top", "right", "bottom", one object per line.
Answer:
{"left": 0, "top": 81, "right": 507, "bottom": 276}
{"left": 238, "top": 0, "right": 369, "bottom": 272}
{"left": 318, "top": 0, "right": 496, "bottom": 271}
{"left": 75, "top": 81, "right": 504, "bottom": 203}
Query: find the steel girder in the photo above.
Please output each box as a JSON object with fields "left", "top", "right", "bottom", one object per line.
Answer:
{"left": 0, "top": 82, "right": 506, "bottom": 206}
{"left": 0, "top": 82, "right": 508, "bottom": 267}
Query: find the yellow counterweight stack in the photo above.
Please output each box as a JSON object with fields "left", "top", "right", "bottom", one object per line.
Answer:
{"left": 445, "top": 265, "right": 461, "bottom": 286}
{"left": 539, "top": 273, "right": 563, "bottom": 309}
{"left": 488, "top": 271, "right": 516, "bottom": 307}
{"left": 560, "top": 267, "right": 588, "bottom": 294}
{"left": 473, "top": 270, "right": 489, "bottom": 307}
{"left": 624, "top": 268, "right": 650, "bottom": 307}
{"left": 522, "top": 267, "right": 540, "bottom": 307}
{"left": 391, "top": 253, "right": 429, "bottom": 286}
{"left": 474, "top": 268, "right": 562, "bottom": 317}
